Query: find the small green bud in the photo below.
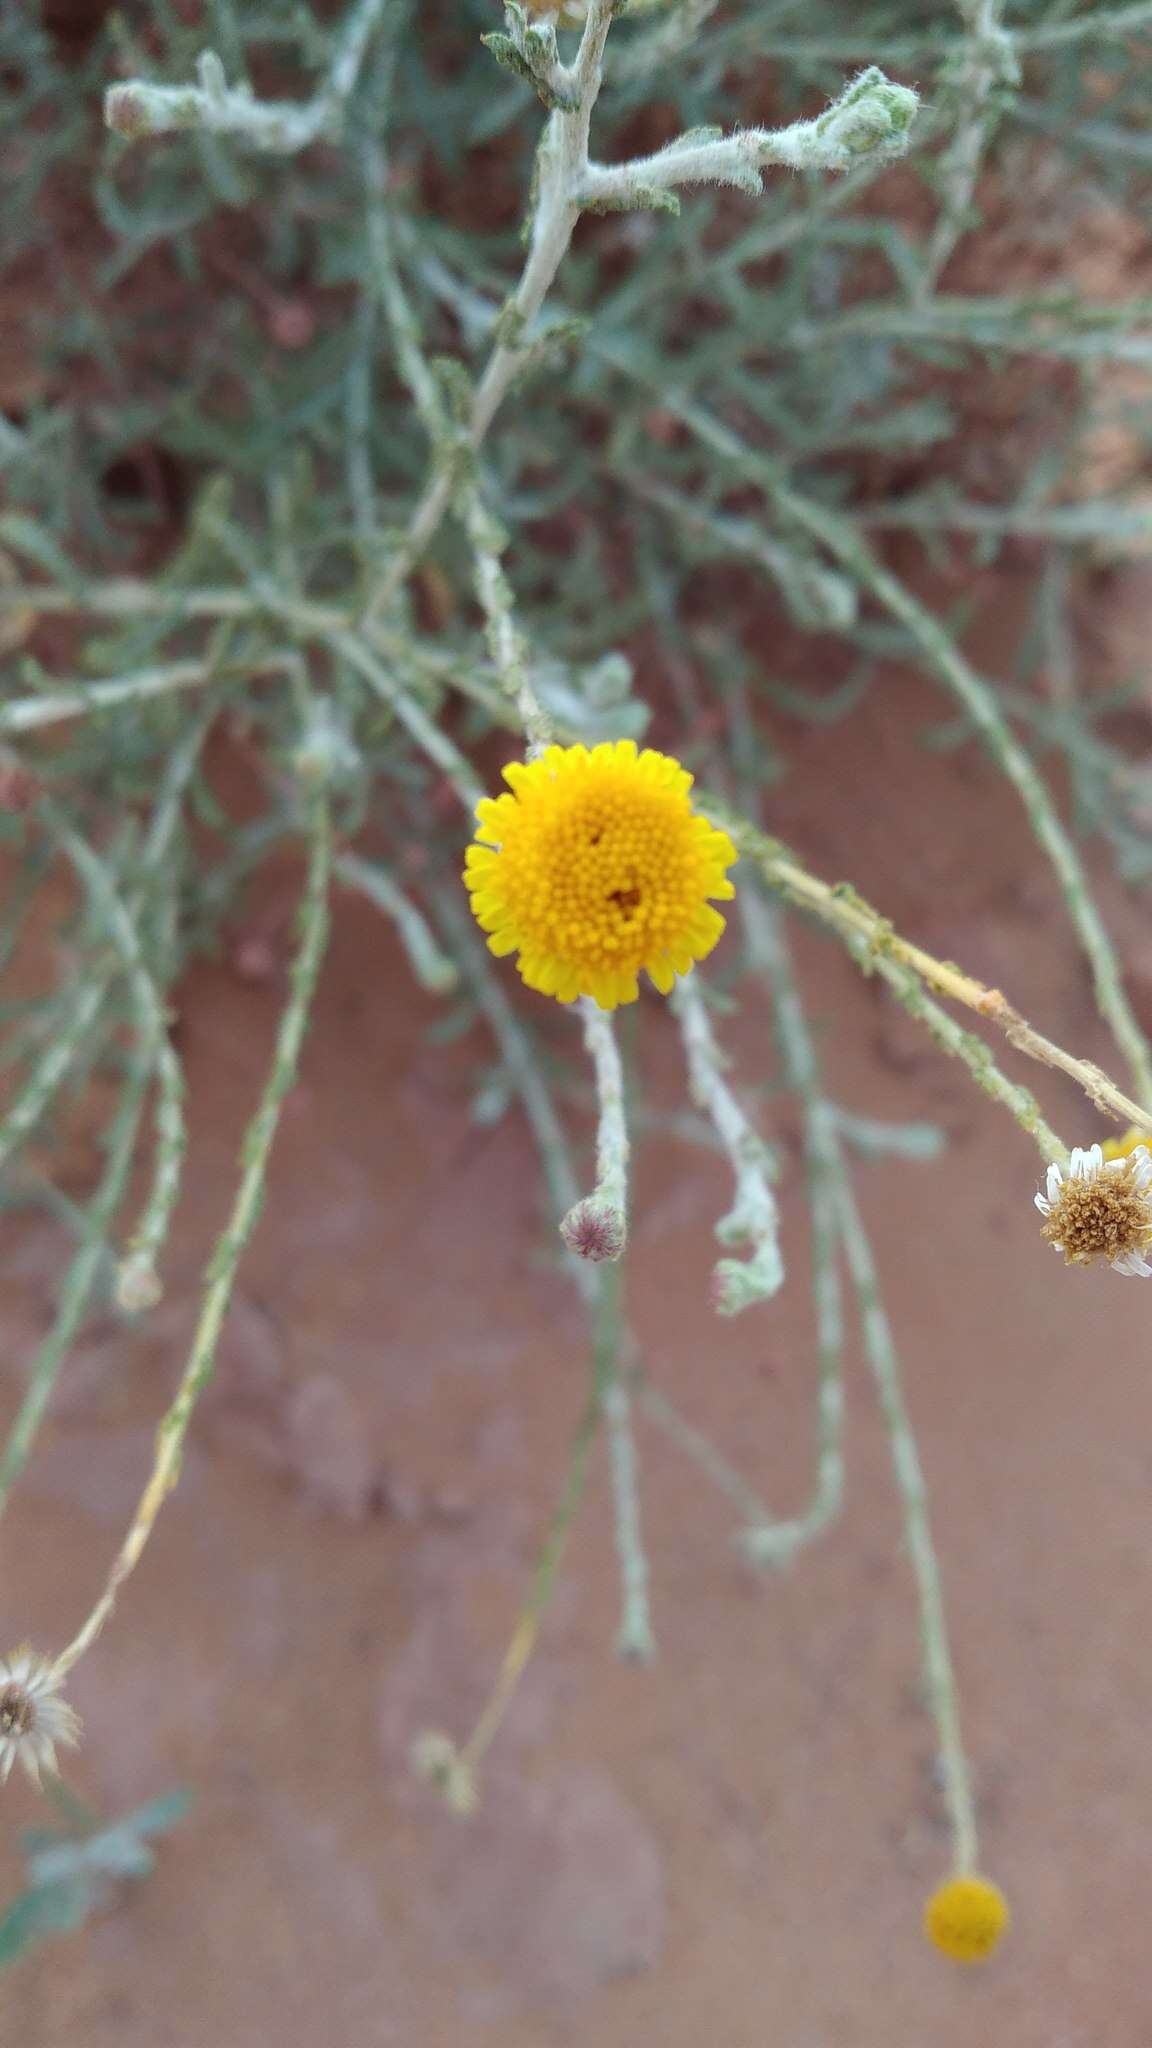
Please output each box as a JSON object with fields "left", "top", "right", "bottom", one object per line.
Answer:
{"left": 813, "top": 65, "right": 919, "bottom": 164}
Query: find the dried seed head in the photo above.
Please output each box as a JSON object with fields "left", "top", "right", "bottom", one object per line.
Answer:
{"left": 0, "top": 1648, "right": 80, "bottom": 1787}
{"left": 1035, "top": 1144, "right": 1152, "bottom": 1276}
{"left": 0, "top": 1684, "right": 33, "bottom": 1739}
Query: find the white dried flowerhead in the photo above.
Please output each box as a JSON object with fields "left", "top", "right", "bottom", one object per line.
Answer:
{"left": 410, "top": 1730, "right": 478, "bottom": 1815}
{"left": 1035, "top": 1143, "right": 1152, "bottom": 1276}
{"left": 0, "top": 1648, "right": 81, "bottom": 1787}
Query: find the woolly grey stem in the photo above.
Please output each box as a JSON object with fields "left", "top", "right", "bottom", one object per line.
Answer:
{"left": 919, "top": 0, "right": 1016, "bottom": 294}
{"left": 772, "top": 478, "right": 1152, "bottom": 1110}
{"left": 42, "top": 804, "right": 187, "bottom": 1308}
{"left": 53, "top": 796, "right": 334, "bottom": 1679}
{"left": 604, "top": 1375, "right": 655, "bottom": 1660}
{"left": 433, "top": 895, "right": 655, "bottom": 1677}
{"left": 671, "top": 974, "right": 784, "bottom": 1313}
{"left": 579, "top": 67, "right": 918, "bottom": 206}
{"left": 363, "top": 0, "right": 618, "bottom": 625}
{"left": 362, "top": 36, "right": 916, "bottom": 625}
{"left": 462, "top": 489, "right": 554, "bottom": 750}
{"left": 560, "top": 1001, "right": 630, "bottom": 1263}
{"left": 739, "top": 889, "right": 846, "bottom": 1565}
{"left": 628, "top": 380, "right": 1152, "bottom": 1113}
{"left": 0, "top": 1076, "right": 149, "bottom": 1512}
{"left": 105, "top": 0, "right": 391, "bottom": 151}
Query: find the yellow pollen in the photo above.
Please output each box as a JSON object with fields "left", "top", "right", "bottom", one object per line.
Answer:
{"left": 1042, "top": 1160, "right": 1152, "bottom": 1264}
{"left": 463, "top": 740, "right": 737, "bottom": 1009}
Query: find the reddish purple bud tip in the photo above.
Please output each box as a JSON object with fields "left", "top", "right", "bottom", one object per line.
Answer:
{"left": 560, "top": 1197, "right": 627, "bottom": 1263}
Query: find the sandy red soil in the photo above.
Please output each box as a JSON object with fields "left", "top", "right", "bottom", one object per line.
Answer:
{"left": 5, "top": 569, "right": 1152, "bottom": 2045}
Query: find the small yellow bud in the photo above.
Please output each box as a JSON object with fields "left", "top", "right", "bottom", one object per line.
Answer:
{"left": 924, "top": 1873, "right": 1009, "bottom": 1963}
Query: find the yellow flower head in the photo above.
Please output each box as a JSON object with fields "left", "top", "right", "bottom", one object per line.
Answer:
{"left": 924, "top": 1874, "right": 1009, "bottom": 1964}
{"left": 463, "top": 740, "right": 737, "bottom": 1010}
{"left": 1101, "top": 1124, "right": 1152, "bottom": 1165}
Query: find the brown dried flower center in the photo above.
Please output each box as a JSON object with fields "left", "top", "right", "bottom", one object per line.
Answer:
{"left": 0, "top": 1684, "right": 34, "bottom": 1737}
{"left": 1043, "top": 1166, "right": 1152, "bottom": 1262}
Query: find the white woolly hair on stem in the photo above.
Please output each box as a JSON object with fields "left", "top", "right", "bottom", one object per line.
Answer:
{"left": 560, "top": 999, "right": 630, "bottom": 1264}
{"left": 671, "top": 972, "right": 784, "bottom": 1314}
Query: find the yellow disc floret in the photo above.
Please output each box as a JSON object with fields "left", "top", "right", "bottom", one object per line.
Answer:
{"left": 463, "top": 740, "right": 737, "bottom": 1009}
{"left": 924, "top": 1874, "right": 1009, "bottom": 1963}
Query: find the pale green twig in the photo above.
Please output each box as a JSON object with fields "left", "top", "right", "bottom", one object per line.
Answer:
{"left": 0, "top": 660, "right": 218, "bottom": 734}
{"left": 52, "top": 796, "right": 333, "bottom": 1678}
{"left": 364, "top": 0, "right": 619, "bottom": 624}
{"left": 560, "top": 1000, "right": 630, "bottom": 1263}
{"left": 331, "top": 631, "right": 483, "bottom": 809}
{"left": 335, "top": 853, "right": 459, "bottom": 994}
{"left": 623, "top": 380, "right": 1152, "bottom": 1112}
{"left": 603, "top": 1371, "right": 655, "bottom": 1660}
{"left": 0, "top": 1074, "right": 150, "bottom": 1513}
{"left": 920, "top": 1, "right": 1017, "bottom": 294}
{"left": 671, "top": 974, "right": 784, "bottom": 1313}
{"left": 434, "top": 893, "right": 654, "bottom": 1667}
{"left": 836, "top": 1177, "right": 979, "bottom": 1874}
{"left": 105, "top": 0, "right": 392, "bottom": 152}
{"left": 771, "top": 476, "right": 1152, "bottom": 1111}
{"left": 41, "top": 804, "right": 187, "bottom": 1311}
{"left": 579, "top": 67, "right": 918, "bottom": 209}
{"left": 0, "top": 975, "right": 110, "bottom": 1178}
{"left": 739, "top": 890, "right": 846, "bottom": 1565}
{"left": 363, "top": 23, "right": 916, "bottom": 624}
{"left": 420, "top": 1263, "right": 625, "bottom": 1809}
{"left": 723, "top": 814, "right": 1117, "bottom": 1146}
{"left": 636, "top": 1376, "right": 776, "bottom": 1530}
{"left": 461, "top": 488, "right": 554, "bottom": 750}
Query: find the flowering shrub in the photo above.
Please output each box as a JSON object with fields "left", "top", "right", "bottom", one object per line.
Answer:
{"left": 4, "top": 0, "right": 1152, "bottom": 1974}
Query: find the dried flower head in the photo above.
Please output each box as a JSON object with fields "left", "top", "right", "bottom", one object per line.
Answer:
{"left": 1035, "top": 1142, "right": 1152, "bottom": 1276}
{"left": 0, "top": 1647, "right": 80, "bottom": 1787}
{"left": 559, "top": 1196, "right": 627, "bottom": 1263}
{"left": 924, "top": 1873, "right": 1009, "bottom": 1963}
{"left": 411, "top": 1730, "right": 478, "bottom": 1816}
{"left": 464, "top": 741, "right": 737, "bottom": 1010}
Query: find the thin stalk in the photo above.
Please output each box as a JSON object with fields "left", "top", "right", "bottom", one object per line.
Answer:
{"left": 51, "top": 798, "right": 333, "bottom": 1678}
{"left": 362, "top": 0, "right": 617, "bottom": 624}
{"left": 0, "top": 1072, "right": 149, "bottom": 1510}
{"left": 837, "top": 1177, "right": 979, "bottom": 1874}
